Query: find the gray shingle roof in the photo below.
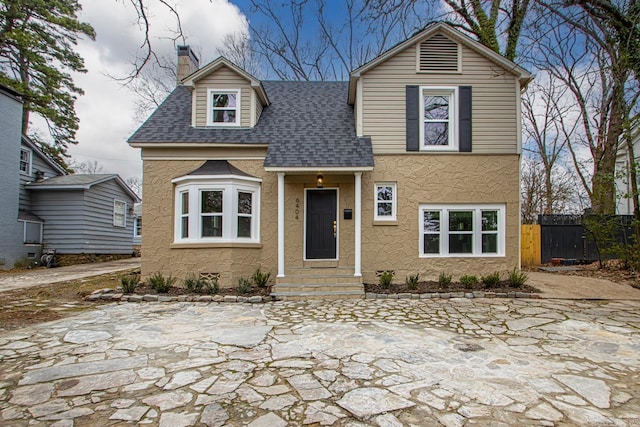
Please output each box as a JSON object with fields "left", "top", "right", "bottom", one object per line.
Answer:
{"left": 26, "top": 174, "right": 117, "bottom": 188}
{"left": 128, "top": 81, "right": 374, "bottom": 168}
{"left": 185, "top": 160, "right": 255, "bottom": 177}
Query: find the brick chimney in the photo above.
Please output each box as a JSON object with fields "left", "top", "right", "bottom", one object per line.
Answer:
{"left": 177, "top": 46, "right": 199, "bottom": 84}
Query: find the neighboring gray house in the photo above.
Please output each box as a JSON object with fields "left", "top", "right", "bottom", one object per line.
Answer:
{"left": 0, "top": 83, "right": 140, "bottom": 269}
{"left": 27, "top": 175, "right": 140, "bottom": 255}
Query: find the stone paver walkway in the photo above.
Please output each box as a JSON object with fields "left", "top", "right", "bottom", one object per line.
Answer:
{"left": 1, "top": 299, "right": 639, "bottom": 426}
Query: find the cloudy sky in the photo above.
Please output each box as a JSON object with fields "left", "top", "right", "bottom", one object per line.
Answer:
{"left": 62, "top": 0, "right": 250, "bottom": 186}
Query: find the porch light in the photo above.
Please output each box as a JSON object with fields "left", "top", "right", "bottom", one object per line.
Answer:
{"left": 316, "top": 174, "right": 324, "bottom": 188}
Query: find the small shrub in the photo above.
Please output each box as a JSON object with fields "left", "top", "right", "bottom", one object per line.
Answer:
{"left": 252, "top": 267, "right": 271, "bottom": 288}
{"left": 379, "top": 270, "right": 394, "bottom": 288}
{"left": 183, "top": 273, "right": 205, "bottom": 293}
{"left": 405, "top": 273, "right": 420, "bottom": 290}
{"left": 481, "top": 271, "right": 501, "bottom": 289}
{"left": 203, "top": 277, "right": 219, "bottom": 295}
{"left": 460, "top": 275, "right": 478, "bottom": 289}
{"left": 508, "top": 267, "right": 528, "bottom": 288}
{"left": 438, "top": 272, "right": 452, "bottom": 288}
{"left": 237, "top": 277, "right": 252, "bottom": 294}
{"left": 120, "top": 273, "right": 140, "bottom": 293}
{"left": 148, "top": 272, "right": 176, "bottom": 293}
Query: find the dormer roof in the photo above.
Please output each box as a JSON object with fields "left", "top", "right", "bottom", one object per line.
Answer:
{"left": 180, "top": 56, "right": 270, "bottom": 106}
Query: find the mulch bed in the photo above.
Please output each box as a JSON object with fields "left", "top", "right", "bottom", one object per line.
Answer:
{"left": 364, "top": 281, "right": 540, "bottom": 294}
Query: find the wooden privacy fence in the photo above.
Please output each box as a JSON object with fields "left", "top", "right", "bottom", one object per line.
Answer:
{"left": 520, "top": 224, "right": 541, "bottom": 267}
{"left": 520, "top": 214, "right": 636, "bottom": 266}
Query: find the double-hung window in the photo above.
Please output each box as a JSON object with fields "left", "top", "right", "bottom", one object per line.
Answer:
{"left": 374, "top": 182, "right": 397, "bottom": 221}
{"left": 419, "top": 204, "right": 505, "bottom": 257}
{"left": 207, "top": 89, "right": 240, "bottom": 126}
{"left": 420, "top": 86, "right": 457, "bottom": 150}
{"left": 174, "top": 178, "right": 261, "bottom": 244}
{"left": 20, "top": 148, "right": 31, "bottom": 174}
{"left": 113, "top": 200, "right": 126, "bottom": 227}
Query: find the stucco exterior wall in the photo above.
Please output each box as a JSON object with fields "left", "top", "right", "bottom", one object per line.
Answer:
{"left": 143, "top": 154, "right": 519, "bottom": 287}
{"left": 142, "top": 159, "right": 278, "bottom": 288}
{"left": 360, "top": 154, "right": 520, "bottom": 283}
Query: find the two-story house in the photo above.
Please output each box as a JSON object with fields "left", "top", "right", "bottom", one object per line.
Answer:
{"left": 0, "top": 84, "right": 140, "bottom": 269}
{"left": 128, "top": 23, "right": 532, "bottom": 298}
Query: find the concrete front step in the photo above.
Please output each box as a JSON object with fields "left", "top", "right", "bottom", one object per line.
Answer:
{"left": 270, "top": 289, "right": 364, "bottom": 300}
{"left": 273, "top": 284, "right": 364, "bottom": 293}
{"left": 277, "top": 277, "right": 362, "bottom": 285}
{"left": 284, "top": 268, "right": 356, "bottom": 277}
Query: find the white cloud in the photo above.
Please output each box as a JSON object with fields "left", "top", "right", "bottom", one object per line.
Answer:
{"left": 52, "top": 0, "right": 250, "bottom": 186}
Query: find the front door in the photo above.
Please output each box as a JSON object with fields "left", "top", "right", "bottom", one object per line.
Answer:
{"left": 306, "top": 189, "right": 337, "bottom": 259}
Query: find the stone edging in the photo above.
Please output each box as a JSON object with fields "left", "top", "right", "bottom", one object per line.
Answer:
{"left": 85, "top": 288, "right": 540, "bottom": 303}
{"left": 365, "top": 291, "right": 541, "bottom": 299}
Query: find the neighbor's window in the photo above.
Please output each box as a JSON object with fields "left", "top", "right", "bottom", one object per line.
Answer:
{"left": 23, "top": 221, "right": 42, "bottom": 244}
{"left": 174, "top": 179, "right": 260, "bottom": 244}
{"left": 207, "top": 89, "right": 240, "bottom": 126}
{"left": 113, "top": 200, "right": 126, "bottom": 227}
{"left": 419, "top": 204, "right": 504, "bottom": 257}
{"left": 421, "top": 87, "right": 457, "bottom": 150}
{"left": 20, "top": 148, "right": 31, "bottom": 174}
{"left": 134, "top": 216, "right": 142, "bottom": 237}
{"left": 374, "top": 183, "right": 397, "bottom": 221}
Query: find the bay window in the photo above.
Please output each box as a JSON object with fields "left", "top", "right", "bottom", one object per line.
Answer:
{"left": 174, "top": 177, "right": 260, "bottom": 243}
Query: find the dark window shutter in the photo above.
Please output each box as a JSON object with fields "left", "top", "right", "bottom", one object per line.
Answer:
{"left": 406, "top": 85, "right": 419, "bottom": 152}
{"left": 459, "top": 86, "right": 472, "bottom": 152}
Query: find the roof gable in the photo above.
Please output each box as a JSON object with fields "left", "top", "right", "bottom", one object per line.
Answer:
{"left": 21, "top": 136, "right": 68, "bottom": 176}
{"left": 348, "top": 22, "right": 533, "bottom": 103}
{"left": 26, "top": 174, "right": 141, "bottom": 202}
{"left": 181, "top": 56, "right": 270, "bottom": 106}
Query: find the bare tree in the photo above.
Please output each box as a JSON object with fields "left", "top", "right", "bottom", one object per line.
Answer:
{"left": 532, "top": 1, "right": 640, "bottom": 215}
{"left": 69, "top": 160, "right": 105, "bottom": 175}
{"left": 521, "top": 74, "right": 577, "bottom": 216}
{"left": 521, "top": 158, "right": 583, "bottom": 223}
{"left": 246, "top": 0, "right": 424, "bottom": 81}
{"left": 126, "top": 176, "right": 143, "bottom": 198}
{"left": 365, "top": 0, "right": 533, "bottom": 61}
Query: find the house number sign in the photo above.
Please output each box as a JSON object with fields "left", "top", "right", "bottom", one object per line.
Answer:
{"left": 295, "top": 198, "right": 300, "bottom": 220}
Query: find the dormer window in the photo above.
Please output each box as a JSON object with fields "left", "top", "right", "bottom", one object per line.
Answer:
{"left": 207, "top": 89, "right": 241, "bottom": 126}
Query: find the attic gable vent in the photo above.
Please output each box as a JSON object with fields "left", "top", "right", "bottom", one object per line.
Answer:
{"left": 418, "top": 34, "right": 460, "bottom": 72}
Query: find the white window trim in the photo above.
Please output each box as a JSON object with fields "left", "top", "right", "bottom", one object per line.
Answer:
{"left": 133, "top": 216, "right": 142, "bottom": 237}
{"left": 419, "top": 204, "right": 505, "bottom": 258}
{"left": 419, "top": 86, "right": 458, "bottom": 151}
{"left": 374, "top": 182, "right": 397, "bottom": 221}
{"left": 20, "top": 148, "right": 32, "bottom": 175}
{"left": 173, "top": 177, "right": 261, "bottom": 244}
{"left": 206, "top": 89, "right": 241, "bottom": 127}
{"left": 21, "top": 220, "right": 43, "bottom": 245}
{"left": 113, "top": 199, "right": 126, "bottom": 228}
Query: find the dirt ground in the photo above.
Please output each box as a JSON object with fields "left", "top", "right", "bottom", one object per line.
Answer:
{"left": 0, "top": 269, "right": 136, "bottom": 333}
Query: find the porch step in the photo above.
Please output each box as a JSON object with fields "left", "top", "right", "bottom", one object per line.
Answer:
{"left": 271, "top": 268, "right": 364, "bottom": 300}
{"left": 270, "top": 290, "right": 364, "bottom": 300}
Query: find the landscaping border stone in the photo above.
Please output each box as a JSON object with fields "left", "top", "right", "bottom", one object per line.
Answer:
{"left": 84, "top": 289, "right": 541, "bottom": 303}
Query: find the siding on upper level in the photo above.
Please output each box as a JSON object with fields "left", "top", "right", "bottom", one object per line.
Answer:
{"left": 359, "top": 39, "right": 520, "bottom": 155}
{"left": 194, "top": 65, "right": 252, "bottom": 128}
{"left": 18, "top": 143, "right": 65, "bottom": 212}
